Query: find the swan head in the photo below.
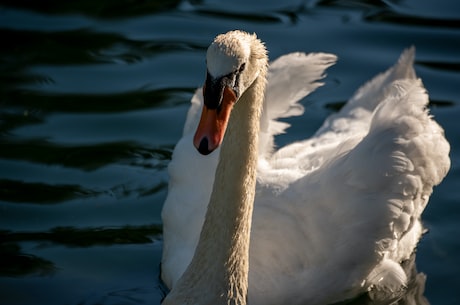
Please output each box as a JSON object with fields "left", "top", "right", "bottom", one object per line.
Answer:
{"left": 193, "top": 30, "right": 267, "bottom": 155}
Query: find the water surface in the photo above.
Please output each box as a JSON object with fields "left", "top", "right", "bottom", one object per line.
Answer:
{"left": 1, "top": 1, "right": 459, "bottom": 304}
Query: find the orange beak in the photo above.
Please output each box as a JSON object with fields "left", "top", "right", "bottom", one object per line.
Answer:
{"left": 193, "top": 86, "right": 237, "bottom": 155}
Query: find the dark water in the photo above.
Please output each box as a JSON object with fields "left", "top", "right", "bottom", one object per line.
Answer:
{"left": 1, "top": 1, "right": 459, "bottom": 304}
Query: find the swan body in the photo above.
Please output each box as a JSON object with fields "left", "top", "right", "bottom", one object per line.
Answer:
{"left": 161, "top": 30, "right": 450, "bottom": 305}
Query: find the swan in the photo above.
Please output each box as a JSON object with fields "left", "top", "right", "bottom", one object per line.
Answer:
{"left": 161, "top": 30, "right": 450, "bottom": 305}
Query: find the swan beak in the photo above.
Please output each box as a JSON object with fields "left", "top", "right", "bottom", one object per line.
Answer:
{"left": 193, "top": 85, "right": 237, "bottom": 155}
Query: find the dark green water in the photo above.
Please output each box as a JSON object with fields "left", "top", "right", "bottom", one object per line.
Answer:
{"left": 1, "top": 1, "right": 459, "bottom": 304}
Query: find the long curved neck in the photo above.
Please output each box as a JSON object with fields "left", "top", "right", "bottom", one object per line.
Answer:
{"left": 163, "top": 71, "right": 266, "bottom": 305}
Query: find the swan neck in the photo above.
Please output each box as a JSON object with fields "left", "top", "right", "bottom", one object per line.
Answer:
{"left": 164, "top": 71, "right": 266, "bottom": 305}
{"left": 203, "top": 74, "right": 266, "bottom": 303}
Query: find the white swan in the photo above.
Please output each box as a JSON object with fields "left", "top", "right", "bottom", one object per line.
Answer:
{"left": 161, "top": 30, "right": 450, "bottom": 305}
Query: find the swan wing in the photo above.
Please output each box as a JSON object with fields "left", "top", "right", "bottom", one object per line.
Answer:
{"left": 249, "top": 48, "right": 450, "bottom": 305}
{"left": 257, "top": 47, "right": 418, "bottom": 190}
{"left": 259, "top": 52, "right": 337, "bottom": 157}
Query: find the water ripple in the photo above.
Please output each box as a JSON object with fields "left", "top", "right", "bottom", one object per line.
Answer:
{"left": 366, "top": 9, "right": 460, "bottom": 28}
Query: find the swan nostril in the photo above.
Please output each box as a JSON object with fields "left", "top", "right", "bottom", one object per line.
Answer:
{"left": 198, "top": 137, "right": 212, "bottom": 155}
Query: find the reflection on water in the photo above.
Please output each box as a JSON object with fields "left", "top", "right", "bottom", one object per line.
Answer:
{"left": 1, "top": 0, "right": 459, "bottom": 304}
{"left": 331, "top": 254, "right": 429, "bottom": 305}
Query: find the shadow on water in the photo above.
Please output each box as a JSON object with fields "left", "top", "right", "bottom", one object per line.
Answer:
{"left": 0, "top": 139, "right": 171, "bottom": 171}
{"left": 0, "top": 175, "right": 167, "bottom": 204}
{"left": 0, "top": 89, "right": 194, "bottom": 115}
{"left": 0, "top": 225, "right": 161, "bottom": 277}
{"left": 0, "top": 242, "right": 56, "bottom": 277}
{"left": 0, "top": 179, "right": 97, "bottom": 204}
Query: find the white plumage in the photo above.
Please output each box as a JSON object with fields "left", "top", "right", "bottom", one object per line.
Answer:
{"left": 161, "top": 31, "right": 450, "bottom": 305}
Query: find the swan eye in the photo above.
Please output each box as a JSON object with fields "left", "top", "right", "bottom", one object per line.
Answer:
{"left": 238, "top": 63, "right": 246, "bottom": 73}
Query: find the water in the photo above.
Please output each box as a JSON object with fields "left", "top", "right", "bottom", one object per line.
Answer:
{"left": 0, "top": 1, "right": 459, "bottom": 304}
